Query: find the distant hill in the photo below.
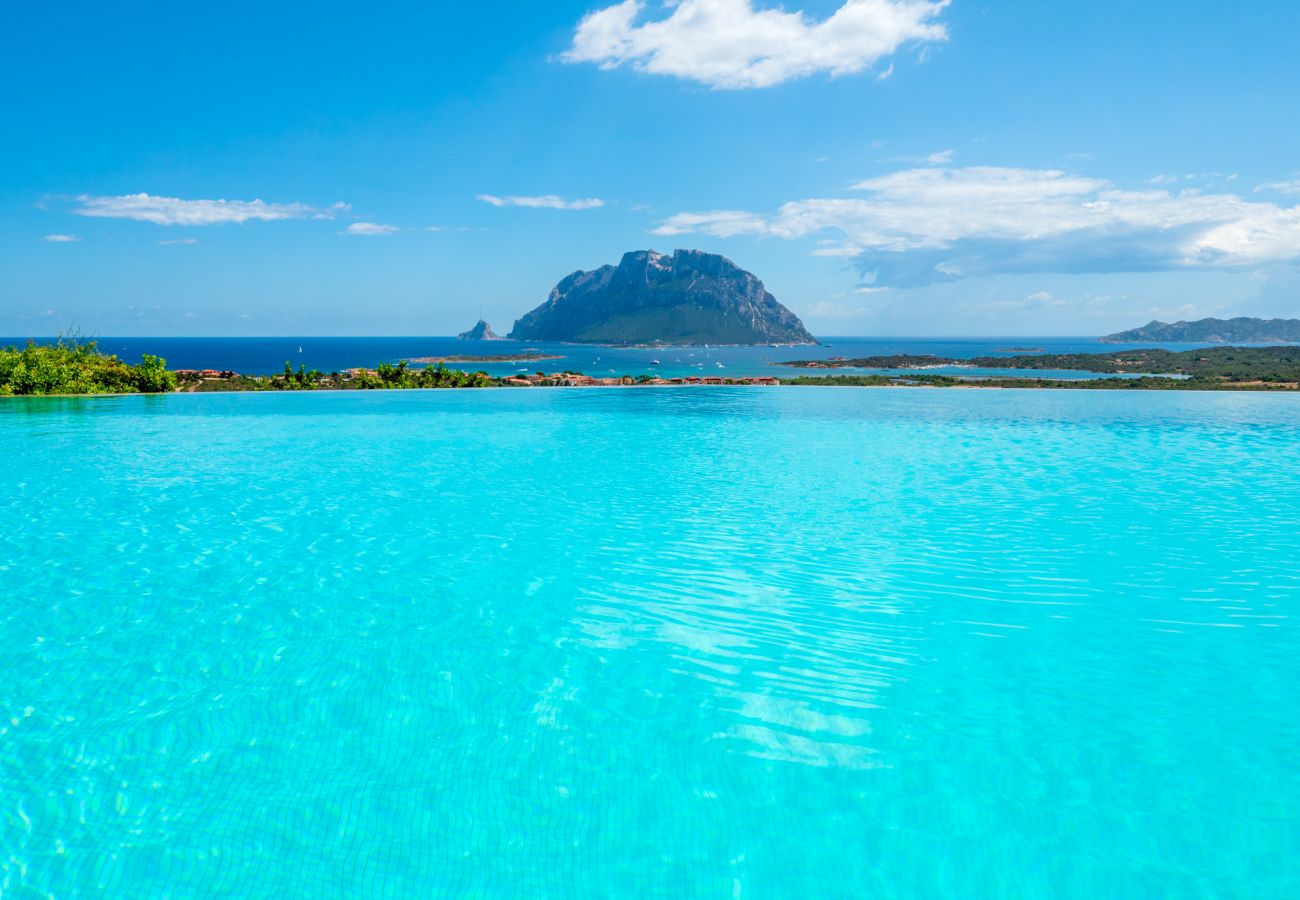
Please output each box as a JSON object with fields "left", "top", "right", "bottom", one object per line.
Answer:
{"left": 457, "top": 320, "right": 504, "bottom": 340}
{"left": 1101, "top": 317, "right": 1300, "bottom": 344}
{"left": 508, "top": 249, "right": 816, "bottom": 346}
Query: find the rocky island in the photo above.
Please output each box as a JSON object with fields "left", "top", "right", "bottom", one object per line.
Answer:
{"left": 457, "top": 320, "right": 505, "bottom": 340}
{"left": 1100, "top": 317, "right": 1300, "bottom": 343}
{"left": 507, "top": 249, "right": 816, "bottom": 346}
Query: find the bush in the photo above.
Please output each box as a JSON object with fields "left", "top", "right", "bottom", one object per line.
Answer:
{"left": 0, "top": 335, "right": 176, "bottom": 396}
{"left": 134, "top": 354, "right": 178, "bottom": 393}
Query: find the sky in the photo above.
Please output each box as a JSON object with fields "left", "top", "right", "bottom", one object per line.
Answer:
{"left": 2, "top": 0, "right": 1299, "bottom": 337}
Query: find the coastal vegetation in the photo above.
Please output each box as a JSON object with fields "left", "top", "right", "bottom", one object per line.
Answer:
{"left": 176, "top": 360, "right": 495, "bottom": 392}
{"left": 0, "top": 335, "right": 176, "bottom": 395}
{"left": 782, "top": 346, "right": 1300, "bottom": 387}
{"left": 782, "top": 374, "right": 1299, "bottom": 391}
{"left": 408, "top": 353, "right": 562, "bottom": 364}
{"left": 356, "top": 361, "right": 494, "bottom": 389}
{"left": 5, "top": 340, "right": 1297, "bottom": 397}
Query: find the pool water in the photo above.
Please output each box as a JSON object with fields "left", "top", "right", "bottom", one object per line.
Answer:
{"left": 2, "top": 388, "right": 1298, "bottom": 897}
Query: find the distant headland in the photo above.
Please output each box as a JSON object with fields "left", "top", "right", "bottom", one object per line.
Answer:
{"left": 1100, "top": 317, "right": 1300, "bottom": 343}
{"left": 507, "top": 249, "right": 816, "bottom": 346}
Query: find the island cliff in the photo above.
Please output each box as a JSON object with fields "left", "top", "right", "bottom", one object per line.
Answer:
{"left": 508, "top": 249, "right": 816, "bottom": 345}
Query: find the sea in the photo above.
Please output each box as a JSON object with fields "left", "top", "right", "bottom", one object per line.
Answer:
{"left": 2, "top": 387, "right": 1298, "bottom": 897}
{"left": 0, "top": 335, "right": 1254, "bottom": 379}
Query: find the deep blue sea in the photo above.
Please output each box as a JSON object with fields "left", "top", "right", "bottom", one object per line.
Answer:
{"left": 3, "top": 388, "right": 1298, "bottom": 897}
{"left": 0, "top": 335, "right": 1251, "bottom": 379}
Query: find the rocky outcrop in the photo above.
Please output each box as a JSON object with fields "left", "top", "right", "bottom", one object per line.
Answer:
{"left": 508, "top": 250, "right": 816, "bottom": 345}
{"left": 457, "top": 320, "right": 504, "bottom": 340}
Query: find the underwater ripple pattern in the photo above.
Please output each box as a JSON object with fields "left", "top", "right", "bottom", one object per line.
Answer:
{"left": 1, "top": 388, "right": 1299, "bottom": 898}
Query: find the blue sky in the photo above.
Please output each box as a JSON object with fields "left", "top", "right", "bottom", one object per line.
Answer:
{"left": 3, "top": 0, "right": 1299, "bottom": 336}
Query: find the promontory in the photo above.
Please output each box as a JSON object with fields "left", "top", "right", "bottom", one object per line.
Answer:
{"left": 1100, "top": 317, "right": 1300, "bottom": 343}
{"left": 507, "top": 249, "right": 816, "bottom": 345}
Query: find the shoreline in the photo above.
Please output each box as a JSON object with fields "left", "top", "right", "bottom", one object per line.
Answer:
{"left": 8, "top": 379, "right": 1300, "bottom": 400}
{"left": 6, "top": 341, "right": 1298, "bottom": 397}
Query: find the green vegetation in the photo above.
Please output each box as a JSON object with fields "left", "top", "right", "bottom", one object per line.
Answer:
{"left": 6, "top": 337, "right": 1297, "bottom": 398}
{"left": 279, "top": 361, "right": 323, "bottom": 389}
{"left": 351, "top": 361, "right": 493, "bottom": 389}
{"left": 968, "top": 346, "right": 1300, "bottom": 381}
{"left": 783, "top": 375, "right": 896, "bottom": 387}
{"left": 0, "top": 335, "right": 177, "bottom": 396}
{"left": 174, "top": 360, "right": 495, "bottom": 392}
{"left": 783, "top": 373, "right": 1298, "bottom": 391}
{"left": 782, "top": 346, "right": 1300, "bottom": 389}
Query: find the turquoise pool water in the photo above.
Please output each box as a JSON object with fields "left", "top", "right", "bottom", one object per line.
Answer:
{"left": 2, "top": 388, "right": 1298, "bottom": 897}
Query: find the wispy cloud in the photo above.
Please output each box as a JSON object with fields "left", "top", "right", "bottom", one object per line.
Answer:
{"left": 886, "top": 148, "right": 955, "bottom": 165}
{"left": 159, "top": 238, "right": 199, "bottom": 245}
{"left": 1256, "top": 178, "right": 1300, "bottom": 196}
{"left": 654, "top": 165, "right": 1300, "bottom": 286}
{"left": 563, "top": 0, "right": 949, "bottom": 89}
{"left": 344, "top": 222, "right": 400, "bottom": 235}
{"left": 74, "top": 193, "right": 345, "bottom": 226}
{"left": 476, "top": 194, "right": 604, "bottom": 210}
{"left": 805, "top": 298, "right": 882, "bottom": 319}
{"left": 44, "top": 233, "right": 80, "bottom": 242}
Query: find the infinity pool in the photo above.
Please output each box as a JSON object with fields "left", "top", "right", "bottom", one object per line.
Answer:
{"left": 2, "top": 388, "right": 1297, "bottom": 897}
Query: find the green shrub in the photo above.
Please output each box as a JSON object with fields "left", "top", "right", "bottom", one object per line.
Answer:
{"left": 0, "top": 336, "right": 176, "bottom": 396}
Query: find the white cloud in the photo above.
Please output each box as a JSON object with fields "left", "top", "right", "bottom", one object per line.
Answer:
{"left": 563, "top": 0, "right": 949, "bottom": 90}
{"left": 875, "top": 63, "right": 894, "bottom": 81}
{"left": 954, "top": 291, "right": 1208, "bottom": 323}
{"left": 654, "top": 165, "right": 1300, "bottom": 285}
{"left": 74, "top": 193, "right": 341, "bottom": 226}
{"left": 924, "top": 149, "right": 954, "bottom": 164}
{"left": 159, "top": 238, "right": 199, "bottom": 245}
{"left": 1256, "top": 178, "right": 1300, "bottom": 196}
{"left": 476, "top": 194, "right": 605, "bottom": 210}
{"left": 812, "top": 240, "right": 865, "bottom": 257}
{"left": 44, "top": 233, "right": 80, "bottom": 242}
{"left": 345, "top": 222, "right": 400, "bottom": 235}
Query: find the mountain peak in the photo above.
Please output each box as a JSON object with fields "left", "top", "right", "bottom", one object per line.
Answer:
{"left": 508, "top": 249, "right": 815, "bottom": 346}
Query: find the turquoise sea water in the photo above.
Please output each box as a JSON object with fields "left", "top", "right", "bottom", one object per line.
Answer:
{"left": 2, "top": 388, "right": 1298, "bottom": 898}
